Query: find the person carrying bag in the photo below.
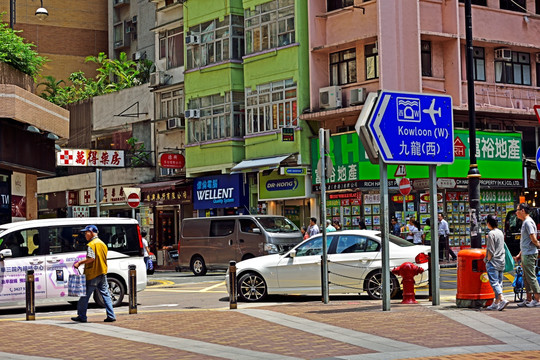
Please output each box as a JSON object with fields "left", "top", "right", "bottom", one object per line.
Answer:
{"left": 68, "top": 268, "right": 86, "bottom": 297}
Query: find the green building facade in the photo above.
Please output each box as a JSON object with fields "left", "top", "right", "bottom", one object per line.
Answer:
{"left": 184, "top": 0, "right": 314, "bottom": 223}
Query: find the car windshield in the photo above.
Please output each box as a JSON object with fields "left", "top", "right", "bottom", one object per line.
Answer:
{"left": 376, "top": 233, "right": 416, "bottom": 247}
{"left": 255, "top": 217, "right": 300, "bottom": 233}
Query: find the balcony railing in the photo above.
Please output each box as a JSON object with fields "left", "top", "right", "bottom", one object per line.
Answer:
{"left": 462, "top": 81, "right": 540, "bottom": 111}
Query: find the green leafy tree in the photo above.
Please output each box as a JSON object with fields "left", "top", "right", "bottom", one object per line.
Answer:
{"left": 126, "top": 137, "right": 151, "bottom": 167}
{"left": 38, "top": 52, "right": 152, "bottom": 106}
{"left": 0, "top": 13, "right": 47, "bottom": 77}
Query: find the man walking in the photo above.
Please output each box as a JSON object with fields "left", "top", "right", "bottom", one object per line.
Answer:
{"left": 72, "top": 225, "right": 116, "bottom": 323}
{"left": 438, "top": 213, "right": 456, "bottom": 261}
{"left": 515, "top": 203, "right": 540, "bottom": 307}
{"left": 307, "top": 217, "right": 320, "bottom": 237}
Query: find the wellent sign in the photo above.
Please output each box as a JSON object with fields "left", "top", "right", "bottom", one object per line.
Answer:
{"left": 193, "top": 174, "right": 248, "bottom": 210}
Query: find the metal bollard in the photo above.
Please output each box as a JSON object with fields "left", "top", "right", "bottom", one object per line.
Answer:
{"left": 128, "top": 264, "right": 137, "bottom": 314}
{"left": 428, "top": 252, "right": 432, "bottom": 302}
{"left": 229, "top": 261, "right": 237, "bottom": 309}
{"left": 25, "top": 269, "right": 35, "bottom": 321}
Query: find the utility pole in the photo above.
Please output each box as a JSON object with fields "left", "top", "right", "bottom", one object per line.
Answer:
{"left": 464, "top": 0, "right": 482, "bottom": 248}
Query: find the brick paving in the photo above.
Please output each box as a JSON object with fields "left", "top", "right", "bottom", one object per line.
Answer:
{"left": 2, "top": 299, "right": 540, "bottom": 360}
{"left": 0, "top": 321, "right": 217, "bottom": 360}
{"left": 113, "top": 310, "right": 373, "bottom": 359}
{"left": 407, "top": 351, "right": 540, "bottom": 360}
{"left": 261, "top": 301, "right": 504, "bottom": 348}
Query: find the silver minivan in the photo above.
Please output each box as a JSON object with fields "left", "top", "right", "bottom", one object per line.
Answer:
{"left": 179, "top": 215, "right": 303, "bottom": 275}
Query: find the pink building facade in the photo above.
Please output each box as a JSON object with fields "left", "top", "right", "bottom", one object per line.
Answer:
{"left": 304, "top": 0, "right": 540, "bottom": 236}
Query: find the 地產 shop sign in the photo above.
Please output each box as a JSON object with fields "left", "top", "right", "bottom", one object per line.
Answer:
{"left": 419, "top": 193, "right": 443, "bottom": 203}
{"left": 310, "top": 129, "right": 523, "bottom": 188}
{"left": 193, "top": 174, "right": 248, "bottom": 210}
{"left": 159, "top": 153, "right": 185, "bottom": 169}
{"left": 258, "top": 171, "right": 307, "bottom": 201}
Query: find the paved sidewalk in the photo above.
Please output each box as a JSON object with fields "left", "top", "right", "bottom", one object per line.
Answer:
{"left": 1, "top": 298, "right": 540, "bottom": 360}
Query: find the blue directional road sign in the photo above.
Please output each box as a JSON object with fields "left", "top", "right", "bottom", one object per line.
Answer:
{"left": 536, "top": 146, "right": 540, "bottom": 173}
{"left": 368, "top": 90, "right": 454, "bottom": 165}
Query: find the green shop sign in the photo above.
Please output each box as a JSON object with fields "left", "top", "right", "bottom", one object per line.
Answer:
{"left": 310, "top": 129, "right": 522, "bottom": 186}
{"left": 259, "top": 171, "right": 306, "bottom": 201}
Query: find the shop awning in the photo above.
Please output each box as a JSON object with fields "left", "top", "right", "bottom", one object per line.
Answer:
{"left": 230, "top": 154, "right": 292, "bottom": 174}
{"left": 138, "top": 179, "right": 189, "bottom": 192}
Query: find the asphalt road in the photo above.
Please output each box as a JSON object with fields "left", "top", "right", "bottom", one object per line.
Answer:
{"left": 0, "top": 266, "right": 518, "bottom": 320}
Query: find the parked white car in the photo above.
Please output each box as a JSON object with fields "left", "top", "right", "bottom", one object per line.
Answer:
{"left": 228, "top": 230, "right": 431, "bottom": 301}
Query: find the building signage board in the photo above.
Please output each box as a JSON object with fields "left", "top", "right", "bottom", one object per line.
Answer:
{"left": 193, "top": 174, "right": 248, "bottom": 210}
{"left": 57, "top": 149, "right": 124, "bottom": 167}
{"left": 258, "top": 171, "right": 307, "bottom": 201}
{"left": 310, "top": 129, "right": 522, "bottom": 188}
{"left": 80, "top": 185, "right": 127, "bottom": 205}
{"left": 367, "top": 90, "right": 454, "bottom": 164}
{"left": 160, "top": 153, "right": 185, "bottom": 169}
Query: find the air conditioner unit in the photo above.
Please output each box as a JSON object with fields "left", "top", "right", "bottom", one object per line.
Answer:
{"left": 185, "top": 109, "right": 200, "bottom": 118}
{"left": 494, "top": 48, "right": 512, "bottom": 61}
{"left": 319, "top": 85, "right": 342, "bottom": 110}
{"left": 132, "top": 51, "right": 141, "bottom": 61}
{"left": 536, "top": 53, "right": 540, "bottom": 63}
{"left": 149, "top": 71, "right": 165, "bottom": 87}
{"left": 185, "top": 34, "right": 200, "bottom": 45}
{"left": 350, "top": 87, "right": 367, "bottom": 106}
{"left": 167, "top": 117, "right": 185, "bottom": 129}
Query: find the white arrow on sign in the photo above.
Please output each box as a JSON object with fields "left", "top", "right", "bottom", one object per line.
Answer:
{"left": 371, "top": 94, "right": 393, "bottom": 159}
{"left": 436, "top": 178, "right": 456, "bottom": 188}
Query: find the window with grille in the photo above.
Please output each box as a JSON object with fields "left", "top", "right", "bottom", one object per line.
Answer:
{"left": 421, "top": 41, "right": 432, "bottom": 77}
{"left": 160, "top": 89, "right": 184, "bottom": 119}
{"left": 245, "top": 79, "right": 297, "bottom": 135}
{"left": 245, "top": 0, "right": 295, "bottom": 55}
{"left": 330, "top": 49, "right": 357, "bottom": 85}
{"left": 472, "top": 47, "right": 486, "bottom": 81}
{"left": 365, "top": 43, "right": 379, "bottom": 80}
{"left": 159, "top": 27, "right": 183, "bottom": 69}
{"left": 327, "top": 0, "right": 354, "bottom": 11}
{"left": 495, "top": 51, "right": 531, "bottom": 85}
{"left": 187, "top": 92, "right": 245, "bottom": 144}
{"left": 186, "top": 15, "right": 244, "bottom": 70}
{"left": 499, "top": 0, "right": 526, "bottom": 12}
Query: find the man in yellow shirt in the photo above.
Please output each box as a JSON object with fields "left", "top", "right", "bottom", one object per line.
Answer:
{"left": 71, "top": 225, "right": 116, "bottom": 323}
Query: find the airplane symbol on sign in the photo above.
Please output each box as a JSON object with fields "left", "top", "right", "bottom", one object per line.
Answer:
{"left": 422, "top": 98, "right": 441, "bottom": 126}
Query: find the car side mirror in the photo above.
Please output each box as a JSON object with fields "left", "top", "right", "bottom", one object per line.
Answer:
{"left": 0, "top": 249, "right": 13, "bottom": 259}
{"left": 289, "top": 249, "right": 296, "bottom": 258}
{"left": 252, "top": 228, "right": 261, "bottom": 234}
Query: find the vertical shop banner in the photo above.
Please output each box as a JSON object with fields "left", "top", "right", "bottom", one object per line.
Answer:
{"left": 258, "top": 171, "right": 307, "bottom": 201}
{"left": 193, "top": 174, "right": 248, "bottom": 210}
{"left": 310, "top": 130, "right": 523, "bottom": 188}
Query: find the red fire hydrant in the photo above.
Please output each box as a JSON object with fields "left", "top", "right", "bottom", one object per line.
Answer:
{"left": 392, "top": 262, "right": 424, "bottom": 304}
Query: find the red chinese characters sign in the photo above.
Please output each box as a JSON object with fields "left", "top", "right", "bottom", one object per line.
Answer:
{"left": 57, "top": 149, "right": 124, "bottom": 167}
{"left": 160, "top": 153, "right": 185, "bottom": 169}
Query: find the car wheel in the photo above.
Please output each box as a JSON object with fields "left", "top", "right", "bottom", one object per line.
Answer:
{"left": 190, "top": 255, "right": 207, "bottom": 276}
{"left": 238, "top": 272, "right": 267, "bottom": 302}
{"left": 364, "top": 270, "right": 399, "bottom": 300}
{"left": 94, "top": 276, "right": 125, "bottom": 308}
{"left": 241, "top": 253, "right": 255, "bottom": 261}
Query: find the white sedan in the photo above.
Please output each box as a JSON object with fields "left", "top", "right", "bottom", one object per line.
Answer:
{"left": 228, "top": 230, "right": 430, "bottom": 302}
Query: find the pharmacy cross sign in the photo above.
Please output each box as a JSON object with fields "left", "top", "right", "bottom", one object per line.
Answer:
{"left": 368, "top": 90, "right": 455, "bottom": 165}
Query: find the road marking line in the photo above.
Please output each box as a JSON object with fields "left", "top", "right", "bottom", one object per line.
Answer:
{"left": 148, "top": 280, "right": 175, "bottom": 288}
{"left": 201, "top": 281, "right": 225, "bottom": 292}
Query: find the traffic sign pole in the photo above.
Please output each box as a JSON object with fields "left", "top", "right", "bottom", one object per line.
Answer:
{"left": 379, "top": 156, "right": 390, "bottom": 311}
{"left": 429, "top": 165, "right": 440, "bottom": 305}
{"left": 319, "top": 128, "right": 329, "bottom": 304}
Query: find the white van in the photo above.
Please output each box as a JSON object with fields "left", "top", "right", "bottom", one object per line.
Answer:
{"left": 0, "top": 217, "right": 147, "bottom": 308}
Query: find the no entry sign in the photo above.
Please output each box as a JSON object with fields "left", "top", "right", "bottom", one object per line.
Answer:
{"left": 399, "top": 178, "right": 412, "bottom": 196}
{"left": 127, "top": 192, "right": 140, "bottom": 208}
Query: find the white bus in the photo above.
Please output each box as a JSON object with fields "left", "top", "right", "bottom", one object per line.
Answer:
{"left": 0, "top": 217, "right": 147, "bottom": 308}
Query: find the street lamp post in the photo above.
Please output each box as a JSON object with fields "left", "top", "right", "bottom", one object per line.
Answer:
{"left": 9, "top": 0, "right": 48, "bottom": 29}
{"left": 464, "top": 0, "right": 482, "bottom": 249}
